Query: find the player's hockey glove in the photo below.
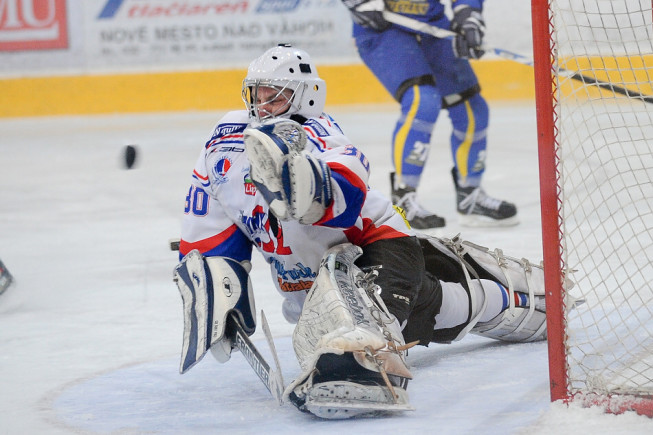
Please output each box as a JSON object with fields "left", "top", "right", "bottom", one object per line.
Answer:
{"left": 244, "top": 118, "right": 333, "bottom": 225}
{"left": 342, "top": 0, "right": 391, "bottom": 31}
{"left": 451, "top": 5, "right": 486, "bottom": 59}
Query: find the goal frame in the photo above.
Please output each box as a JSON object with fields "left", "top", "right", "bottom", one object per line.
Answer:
{"left": 532, "top": 0, "right": 653, "bottom": 416}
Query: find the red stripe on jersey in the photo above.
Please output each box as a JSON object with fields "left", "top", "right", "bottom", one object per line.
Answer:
{"left": 193, "top": 169, "right": 208, "bottom": 181}
{"left": 304, "top": 126, "right": 327, "bottom": 149}
{"left": 344, "top": 218, "right": 409, "bottom": 247}
{"left": 314, "top": 202, "right": 335, "bottom": 225}
{"left": 206, "top": 133, "right": 244, "bottom": 149}
{"left": 328, "top": 162, "right": 366, "bottom": 192}
{"left": 179, "top": 224, "right": 238, "bottom": 256}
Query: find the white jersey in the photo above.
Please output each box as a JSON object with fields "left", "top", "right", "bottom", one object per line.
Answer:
{"left": 180, "top": 110, "right": 413, "bottom": 322}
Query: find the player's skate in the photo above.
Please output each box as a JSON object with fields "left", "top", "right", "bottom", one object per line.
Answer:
{"left": 390, "top": 172, "right": 445, "bottom": 229}
{"left": 284, "top": 243, "right": 415, "bottom": 419}
{"left": 452, "top": 168, "right": 519, "bottom": 227}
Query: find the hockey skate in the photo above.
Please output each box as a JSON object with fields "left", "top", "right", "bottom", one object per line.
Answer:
{"left": 390, "top": 172, "right": 445, "bottom": 229}
{"left": 287, "top": 351, "right": 413, "bottom": 419}
{"left": 452, "top": 168, "right": 519, "bottom": 227}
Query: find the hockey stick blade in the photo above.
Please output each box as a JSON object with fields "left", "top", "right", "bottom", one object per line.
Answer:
{"left": 383, "top": 11, "right": 653, "bottom": 105}
{"left": 169, "top": 238, "right": 180, "bottom": 251}
{"left": 228, "top": 312, "right": 285, "bottom": 405}
{"left": 261, "top": 310, "right": 285, "bottom": 394}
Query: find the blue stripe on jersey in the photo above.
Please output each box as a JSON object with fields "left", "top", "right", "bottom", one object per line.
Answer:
{"left": 320, "top": 171, "right": 366, "bottom": 228}
{"left": 203, "top": 230, "right": 252, "bottom": 263}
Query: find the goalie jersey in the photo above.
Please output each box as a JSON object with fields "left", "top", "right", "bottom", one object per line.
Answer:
{"left": 179, "top": 110, "right": 412, "bottom": 323}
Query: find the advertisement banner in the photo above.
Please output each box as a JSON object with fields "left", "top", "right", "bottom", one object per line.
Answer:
{"left": 0, "top": 0, "right": 358, "bottom": 76}
{"left": 87, "top": 0, "right": 357, "bottom": 70}
{"left": 0, "top": 0, "right": 68, "bottom": 51}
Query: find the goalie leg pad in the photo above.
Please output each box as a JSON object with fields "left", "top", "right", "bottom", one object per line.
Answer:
{"left": 173, "top": 250, "right": 256, "bottom": 373}
{"left": 452, "top": 238, "right": 548, "bottom": 342}
{"left": 472, "top": 304, "right": 547, "bottom": 342}
{"left": 421, "top": 235, "right": 549, "bottom": 343}
{"left": 284, "top": 243, "right": 413, "bottom": 418}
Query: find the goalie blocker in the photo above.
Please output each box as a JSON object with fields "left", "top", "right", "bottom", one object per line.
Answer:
{"left": 173, "top": 250, "right": 257, "bottom": 372}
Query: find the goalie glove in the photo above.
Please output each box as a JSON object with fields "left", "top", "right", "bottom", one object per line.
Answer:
{"left": 342, "top": 0, "right": 391, "bottom": 31}
{"left": 450, "top": 5, "right": 486, "bottom": 59}
{"left": 244, "top": 118, "right": 333, "bottom": 224}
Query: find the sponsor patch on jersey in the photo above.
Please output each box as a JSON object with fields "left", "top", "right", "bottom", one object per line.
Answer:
{"left": 271, "top": 259, "right": 316, "bottom": 292}
{"left": 213, "top": 157, "right": 232, "bottom": 184}
{"left": 244, "top": 173, "right": 256, "bottom": 195}
{"left": 304, "top": 119, "right": 329, "bottom": 137}
{"left": 213, "top": 123, "right": 247, "bottom": 138}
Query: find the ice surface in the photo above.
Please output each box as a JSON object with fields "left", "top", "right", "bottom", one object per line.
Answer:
{"left": 1, "top": 104, "right": 652, "bottom": 434}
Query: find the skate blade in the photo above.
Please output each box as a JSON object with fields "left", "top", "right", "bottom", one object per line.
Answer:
{"left": 304, "top": 381, "right": 414, "bottom": 419}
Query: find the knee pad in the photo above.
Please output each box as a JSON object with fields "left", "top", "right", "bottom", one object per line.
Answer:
{"left": 447, "top": 92, "right": 489, "bottom": 133}
{"left": 397, "top": 82, "right": 440, "bottom": 124}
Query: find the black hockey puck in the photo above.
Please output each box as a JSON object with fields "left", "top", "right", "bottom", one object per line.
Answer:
{"left": 124, "top": 145, "right": 138, "bottom": 169}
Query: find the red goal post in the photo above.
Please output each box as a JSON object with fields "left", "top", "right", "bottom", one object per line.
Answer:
{"left": 532, "top": 0, "right": 653, "bottom": 416}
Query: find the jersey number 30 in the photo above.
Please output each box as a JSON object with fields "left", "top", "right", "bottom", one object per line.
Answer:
{"left": 185, "top": 186, "right": 209, "bottom": 216}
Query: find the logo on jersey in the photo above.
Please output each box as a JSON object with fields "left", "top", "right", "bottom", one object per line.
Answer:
{"left": 271, "top": 259, "right": 315, "bottom": 292}
{"left": 214, "top": 123, "right": 247, "bottom": 137}
{"left": 244, "top": 173, "right": 256, "bottom": 195}
{"left": 213, "top": 157, "right": 232, "bottom": 184}
{"left": 304, "top": 119, "right": 328, "bottom": 137}
{"left": 405, "top": 141, "right": 430, "bottom": 167}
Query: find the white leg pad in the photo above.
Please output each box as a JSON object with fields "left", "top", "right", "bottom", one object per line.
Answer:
{"left": 283, "top": 243, "right": 413, "bottom": 417}
{"left": 424, "top": 235, "right": 551, "bottom": 343}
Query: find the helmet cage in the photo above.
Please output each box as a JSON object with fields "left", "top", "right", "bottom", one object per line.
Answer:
{"left": 241, "top": 45, "right": 326, "bottom": 121}
{"left": 242, "top": 79, "right": 307, "bottom": 122}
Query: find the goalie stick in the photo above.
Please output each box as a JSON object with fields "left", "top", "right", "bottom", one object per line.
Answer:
{"left": 228, "top": 310, "right": 285, "bottom": 405}
{"left": 382, "top": 11, "right": 653, "bottom": 105}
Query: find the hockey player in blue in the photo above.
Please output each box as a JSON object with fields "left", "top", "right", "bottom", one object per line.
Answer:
{"left": 341, "top": 0, "right": 519, "bottom": 229}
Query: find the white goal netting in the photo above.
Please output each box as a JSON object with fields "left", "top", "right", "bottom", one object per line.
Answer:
{"left": 549, "top": 0, "right": 653, "bottom": 401}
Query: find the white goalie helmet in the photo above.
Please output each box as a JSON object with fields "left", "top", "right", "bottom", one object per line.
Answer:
{"left": 242, "top": 44, "right": 327, "bottom": 121}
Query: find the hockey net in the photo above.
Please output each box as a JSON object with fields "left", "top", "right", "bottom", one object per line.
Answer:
{"left": 532, "top": 0, "right": 653, "bottom": 416}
